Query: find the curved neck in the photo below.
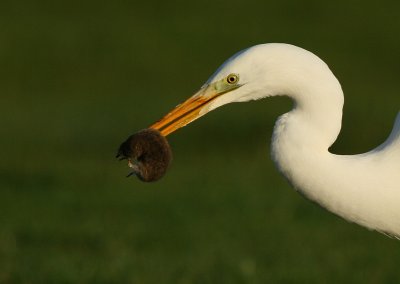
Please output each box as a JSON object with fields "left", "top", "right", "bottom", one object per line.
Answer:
{"left": 270, "top": 73, "right": 345, "bottom": 196}
{"left": 270, "top": 85, "right": 400, "bottom": 236}
{"left": 274, "top": 75, "right": 344, "bottom": 152}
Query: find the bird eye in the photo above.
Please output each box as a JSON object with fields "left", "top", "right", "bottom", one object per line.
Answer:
{"left": 226, "top": 73, "right": 239, "bottom": 85}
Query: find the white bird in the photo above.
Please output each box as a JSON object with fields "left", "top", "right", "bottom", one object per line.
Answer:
{"left": 149, "top": 43, "right": 400, "bottom": 238}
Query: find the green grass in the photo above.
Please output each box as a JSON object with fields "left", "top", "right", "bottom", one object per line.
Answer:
{"left": 1, "top": 0, "right": 400, "bottom": 283}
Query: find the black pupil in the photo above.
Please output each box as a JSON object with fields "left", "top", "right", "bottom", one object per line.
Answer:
{"left": 229, "top": 76, "right": 235, "bottom": 83}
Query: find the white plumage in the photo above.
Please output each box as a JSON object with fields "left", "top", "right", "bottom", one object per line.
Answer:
{"left": 151, "top": 43, "right": 400, "bottom": 238}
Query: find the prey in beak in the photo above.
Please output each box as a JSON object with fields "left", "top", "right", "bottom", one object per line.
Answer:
{"left": 116, "top": 128, "right": 172, "bottom": 182}
{"left": 117, "top": 73, "right": 242, "bottom": 182}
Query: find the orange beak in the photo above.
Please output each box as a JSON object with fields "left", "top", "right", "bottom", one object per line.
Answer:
{"left": 149, "top": 85, "right": 222, "bottom": 136}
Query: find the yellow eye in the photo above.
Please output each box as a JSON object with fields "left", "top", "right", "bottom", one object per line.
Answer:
{"left": 226, "top": 73, "right": 239, "bottom": 85}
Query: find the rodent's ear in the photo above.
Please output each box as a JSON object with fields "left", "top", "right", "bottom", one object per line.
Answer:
{"left": 117, "top": 128, "right": 173, "bottom": 182}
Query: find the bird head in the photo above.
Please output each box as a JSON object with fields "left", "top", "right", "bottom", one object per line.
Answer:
{"left": 148, "top": 45, "right": 264, "bottom": 136}
{"left": 149, "top": 43, "right": 339, "bottom": 136}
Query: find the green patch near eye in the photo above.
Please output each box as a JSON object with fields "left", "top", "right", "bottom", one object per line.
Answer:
{"left": 212, "top": 74, "right": 240, "bottom": 94}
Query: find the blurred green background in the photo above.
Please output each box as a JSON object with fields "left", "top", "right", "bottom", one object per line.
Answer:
{"left": 1, "top": 0, "right": 400, "bottom": 283}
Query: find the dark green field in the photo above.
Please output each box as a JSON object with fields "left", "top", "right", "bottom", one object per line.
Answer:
{"left": 1, "top": 0, "right": 400, "bottom": 283}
